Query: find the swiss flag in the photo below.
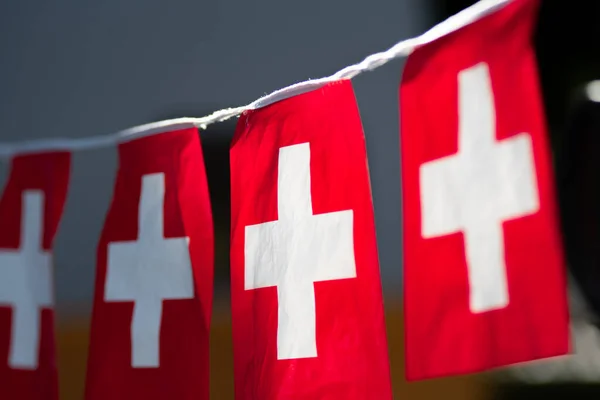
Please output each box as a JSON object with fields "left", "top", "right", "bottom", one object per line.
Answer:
{"left": 230, "top": 80, "right": 392, "bottom": 399}
{"left": 85, "top": 126, "right": 214, "bottom": 400}
{"left": 400, "top": 0, "right": 570, "bottom": 380}
{"left": 0, "top": 152, "right": 70, "bottom": 400}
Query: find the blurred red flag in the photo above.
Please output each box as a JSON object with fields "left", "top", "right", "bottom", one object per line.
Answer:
{"left": 85, "top": 126, "right": 214, "bottom": 400}
{"left": 0, "top": 152, "right": 70, "bottom": 400}
{"left": 400, "top": 0, "right": 570, "bottom": 380}
{"left": 230, "top": 81, "right": 392, "bottom": 399}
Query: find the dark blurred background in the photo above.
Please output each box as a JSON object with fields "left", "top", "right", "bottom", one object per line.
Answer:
{"left": 0, "top": 0, "right": 599, "bottom": 398}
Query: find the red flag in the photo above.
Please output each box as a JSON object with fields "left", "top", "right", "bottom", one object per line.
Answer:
{"left": 85, "top": 126, "right": 214, "bottom": 400}
{"left": 400, "top": 0, "right": 569, "bottom": 380}
{"left": 0, "top": 152, "right": 70, "bottom": 400}
{"left": 230, "top": 80, "right": 392, "bottom": 399}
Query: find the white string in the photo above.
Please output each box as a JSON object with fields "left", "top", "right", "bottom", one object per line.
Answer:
{"left": 0, "top": 0, "right": 510, "bottom": 159}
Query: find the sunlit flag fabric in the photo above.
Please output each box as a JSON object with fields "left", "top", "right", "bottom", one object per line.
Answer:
{"left": 400, "top": 0, "right": 570, "bottom": 380}
{"left": 0, "top": 152, "right": 70, "bottom": 400}
{"left": 230, "top": 80, "right": 392, "bottom": 399}
{"left": 85, "top": 126, "right": 214, "bottom": 400}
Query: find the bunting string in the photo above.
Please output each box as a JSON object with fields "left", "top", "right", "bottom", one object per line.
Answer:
{"left": 0, "top": 0, "right": 509, "bottom": 159}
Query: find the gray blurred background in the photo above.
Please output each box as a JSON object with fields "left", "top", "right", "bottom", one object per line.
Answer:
{"left": 0, "top": 0, "right": 428, "bottom": 315}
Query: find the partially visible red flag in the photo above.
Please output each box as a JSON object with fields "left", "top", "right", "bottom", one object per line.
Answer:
{"left": 400, "top": 0, "right": 570, "bottom": 380}
{"left": 85, "top": 126, "right": 214, "bottom": 400}
{"left": 0, "top": 152, "right": 70, "bottom": 400}
{"left": 230, "top": 80, "right": 392, "bottom": 399}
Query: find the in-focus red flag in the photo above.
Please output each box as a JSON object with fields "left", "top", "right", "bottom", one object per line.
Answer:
{"left": 400, "top": 0, "right": 569, "bottom": 380}
{"left": 230, "top": 80, "right": 392, "bottom": 399}
{"left": 0, "top": 152, "right": 70, "bottom": 400}
{"left": 85, "top": 126, "right": 214, "bottom": 400}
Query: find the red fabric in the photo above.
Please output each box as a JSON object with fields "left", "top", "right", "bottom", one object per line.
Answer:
{"left": 230, "top": 81, "right": 392, "bottom": 399}
{"left": 85, "top": 127, "right": 213, "bottom": 400}
{"left": 0, "top": 152, "right": 70, "bottom": 400}
{"left": 400, "top": 0, "right": 569, "bottom": 380}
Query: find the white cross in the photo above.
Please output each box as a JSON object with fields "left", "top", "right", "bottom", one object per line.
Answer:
{"left": 244, "top": 142, "right": 356, "bottom": 360}
{"left": 105, "top": 172, "right": 194, "bottom": 368}
{"left": 0, "top": 190, "right": 53, "bottom": 370}
{"left": 420, "top": 62, "right": 539, "bottom": 313}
